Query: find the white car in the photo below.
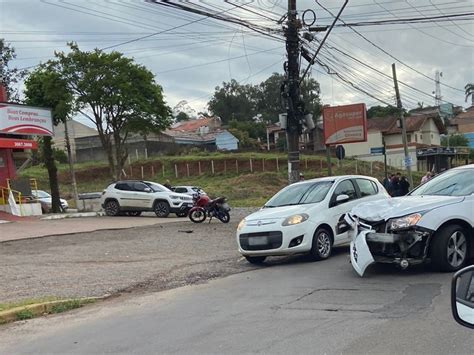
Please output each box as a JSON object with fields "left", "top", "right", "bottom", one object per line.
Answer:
{"left": 346, "top": 164, "right": 474, "bottom": 276}
{"left": 236, "top": 175, "right": 389, "bottom": 264}
{"left": 100, "top": 180, "right": 194, "bottom": 217}
{"left": 31, "top": 189, "right": 69, "bottom": 213}
{"left": 172, "top": 186, "right": 207, "bottom": 197}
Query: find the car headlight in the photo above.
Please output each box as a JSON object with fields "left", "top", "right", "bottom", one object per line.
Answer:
{"left": 237, "top": 219, "right": 246, "bottom": 231}
{"left": 282, "top": 213, "right": 309, "bottom": 226}
{"left": 388, "top": 213, "right": 423, "bottom": 230}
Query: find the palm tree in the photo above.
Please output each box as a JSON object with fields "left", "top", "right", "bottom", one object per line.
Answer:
{"left": 466, "top": 83, "right": 474, "bottom": 105}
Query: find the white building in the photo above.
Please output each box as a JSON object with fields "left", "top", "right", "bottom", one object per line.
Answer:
{"left": 342, "top": 113, "right": 446, "bottom": 172}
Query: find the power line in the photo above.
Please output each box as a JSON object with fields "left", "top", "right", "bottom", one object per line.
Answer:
{"left": 315, "top": 0, "right": 465, "bottom": 93}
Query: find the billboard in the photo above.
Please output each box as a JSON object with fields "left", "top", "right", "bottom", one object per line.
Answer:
{"left": 323, "top": 103, "right": 367, "bottom": 145}
{"left": 0, "top": 103, "right": 53, "bottom": 136}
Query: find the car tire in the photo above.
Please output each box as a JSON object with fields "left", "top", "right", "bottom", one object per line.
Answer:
{"left": 127, "top": 211, "right": 142, "bottom": 217}
{"left": 154, "top": 201, "right": 170, "bottom": 218}
{"left": 310, "top": 227, "right": 333, "bottom": 261}
{"left": 431, "top": 224, "right": 469, "bottom": 272}
{"left": 245, "top": 256, "right": 266, "bottom": 264}
{"left": 104, "top": 200, "right": 120, "bottom": 216}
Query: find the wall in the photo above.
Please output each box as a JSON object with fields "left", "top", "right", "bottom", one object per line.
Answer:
{"left": 342, "top": 131, "right": 383, "bottom": 157}
{"left": 216, "top": 131, "right": 238, "bottom": 150}
{"left": 457, "top": 122, "right": 474, "bottom": 134}
{"left": 75, "top": 140, "right": 193, "bottom": 163}
{"left": 420, "top": 118, "right": 441, "bottom": 145}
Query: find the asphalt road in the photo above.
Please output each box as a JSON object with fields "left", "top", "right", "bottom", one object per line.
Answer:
{"left": 2, "top": 250, "right": 472, "bottom": 354}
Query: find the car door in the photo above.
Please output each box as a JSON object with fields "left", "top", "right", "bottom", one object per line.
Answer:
{"left": 131, "top": 182, "right": 154, "bottom": 208}
{"left": 329, "top": 179, "right": 360, "bottom": 244}
{"left": 114, "top": 182, "right": 135, "bottom": 208}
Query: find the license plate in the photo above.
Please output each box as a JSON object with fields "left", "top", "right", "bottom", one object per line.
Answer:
{"left": 248, "top": 236, "right": 268, "bottom": 246}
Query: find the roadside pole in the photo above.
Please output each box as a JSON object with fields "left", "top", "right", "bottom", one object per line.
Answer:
{"left": 63, "top": 118, "right": 79, "bottom": 210}
{"left": 382, "top": 135, "right": 388, "bottom": 180}
{"left": 392, "top": 63, "right": 413, "bottom": 187}
{"left": 285, "top": 0, "right": 301, "bottom": 184}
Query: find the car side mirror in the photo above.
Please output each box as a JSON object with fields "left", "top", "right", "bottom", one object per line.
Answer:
{"left": 451, "top": 265, "right": 474, "bottom": 329}
{"left": 336, "top": 194, "right": 350, "bottom": 205}
{"left": 144, "top": 187, "right": 152, "bottom": 193}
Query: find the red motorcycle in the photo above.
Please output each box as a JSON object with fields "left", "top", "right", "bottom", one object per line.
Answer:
{"left": 188, "top": 194, "right": 230, "bottom": 224}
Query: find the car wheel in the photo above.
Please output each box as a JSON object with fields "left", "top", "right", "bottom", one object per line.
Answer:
{"left": 104, "top": 200, "right": 120, "bottom": 216}
{"left": 127, "top": 211, "right": 142, "bottom": 217}
{"left": 154, "top": 201, "right": 170, "bottom": 218}
{"left": 431, "top": 224, "right": 469, "bottom": 272}
{"left": 245, "top": 256, "right": 266, "bottom": 264}
{"left": 310, "top": 227, "right": 333, "bottom": 261}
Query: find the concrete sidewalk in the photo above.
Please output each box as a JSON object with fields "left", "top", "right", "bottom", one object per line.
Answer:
{"left": 0, "top": 214, "right": 184, "bottom": 243}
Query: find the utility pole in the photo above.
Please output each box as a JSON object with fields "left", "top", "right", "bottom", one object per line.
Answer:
{"left": 284, "top": 0, "right": 301, "bottom": 184}
{"left": 63, "top": 119, "right": 79, "bottom": 210}
{"left": 392, "top": 63, "right": 413, "bottom": 188}
{"left": 434, "top": 70, "right": 442, "bottom": 107}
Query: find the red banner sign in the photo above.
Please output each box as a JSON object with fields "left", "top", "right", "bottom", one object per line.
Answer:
{"left": 0, "top": 138, "right": 38, "bottom": 149}
{"left": 323, "top": 103, "right": 367, "bottom": 145}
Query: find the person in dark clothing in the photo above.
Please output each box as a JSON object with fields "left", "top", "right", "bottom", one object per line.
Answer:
{"left": 399, "top": 176, "right": 410, "bottom": 196}
{"left": 390, "top": 173, "right": 402, "bottom": 197}
{"left": 383, "top": 174, "right": 393, "bottom": 191}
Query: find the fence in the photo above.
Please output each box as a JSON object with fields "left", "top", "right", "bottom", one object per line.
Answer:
{"left": 119, "top": 157, "right": 387, "bottom": 181}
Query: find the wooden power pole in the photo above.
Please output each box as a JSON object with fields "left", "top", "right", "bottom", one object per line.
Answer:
{"left": 392, "top": 63, "right": 414, "bottom": 188}
{"left": 285, "top": 0, "right": 301, "bottom": 184}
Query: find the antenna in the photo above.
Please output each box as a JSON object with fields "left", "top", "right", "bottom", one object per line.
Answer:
{"left": 434, "top": 70, "right": 442, "bottom": 107}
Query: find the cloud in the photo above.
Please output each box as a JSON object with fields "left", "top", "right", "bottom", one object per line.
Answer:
{"left": 2, "top": 0, "right": 472, "bottom": 116}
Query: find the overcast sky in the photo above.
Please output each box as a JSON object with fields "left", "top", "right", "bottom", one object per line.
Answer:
{"left": 1, "top": 0, "right": 473, "bottom": 126}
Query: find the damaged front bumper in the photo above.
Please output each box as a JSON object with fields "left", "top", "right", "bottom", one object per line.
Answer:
{"left": 344, "top": 214, "right": 434, "bottom": 276}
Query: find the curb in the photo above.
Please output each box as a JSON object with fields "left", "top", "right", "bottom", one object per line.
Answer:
{"left": 41, "top": 212, "right": 105, "bottom": 220}
{"left": 0, "top": 296, "right": 108, "bottom": 324}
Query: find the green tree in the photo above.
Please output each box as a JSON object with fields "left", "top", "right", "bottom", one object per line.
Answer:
{"left": 208, "top": 74, "right": 321, "bottom": 127}
{"left": 441, "top": 134, "right": 469, "bottom": 147}
{"left": 176, "top": 111, "right": 190, "bottom": 122}
{"left": 24, "top": 67, "right": 73, "bottom": 213}
{"left": 0, "top": 39, "right": 28, "bottom": 102}
{"left": 465, "top": 83, "right": 474, "bottom": 104}
{"left": 367, "top": 105, "right": 400, "bottom": 119}
{"left": 208, "top": 79, "right": 258, "bottom": 124}
{"left": 50, "top": 43, "right": 171, "bottom": 179}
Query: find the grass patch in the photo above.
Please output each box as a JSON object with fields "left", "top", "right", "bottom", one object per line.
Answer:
{"left": 50, "top": 299, "right": 95, "bottom": 314}
{"left": 15, "top": 309, "right": 34, "bottom": 320}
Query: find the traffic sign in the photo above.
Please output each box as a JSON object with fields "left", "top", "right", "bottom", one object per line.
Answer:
{"left": 336, "top": 145, "right": 345, "bottom": 160}
{"left": 370, "top": 147, "right": 384, "bottom": 155}
{"left": 404, "top": 156, "right": 413, "bottom": 167}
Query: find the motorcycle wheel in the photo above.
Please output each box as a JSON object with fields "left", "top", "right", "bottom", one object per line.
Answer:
{"left": 189, "top": 209, "right": 206, "bottom": 223}
{"left": 217, "top": 210, "right": 230, "bottom": 224}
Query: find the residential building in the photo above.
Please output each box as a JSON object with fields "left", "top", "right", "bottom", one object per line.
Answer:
{"left": 450, "top": 106, "right": 474, "bottom": 148}
{"left": 341, "top": 113, "right": 446, "bottom": 172}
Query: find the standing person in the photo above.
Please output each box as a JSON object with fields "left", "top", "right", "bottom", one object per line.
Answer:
{"left": 382, "top": 174, "right": 393, "bottom": 191}
{"left": 400, "top": 176, "right": 410, "bottom": 196}
{"left": 391, "top": 173, "right": 402, "bottom": 197}
{"left": 299, "top": 173, "right": 305, "bottom": 181}
{"left": 163, "top": 179, "right": 172, "bottom": 190}
{"left": 421, "top": 171, "right": 431, "bottom": 184}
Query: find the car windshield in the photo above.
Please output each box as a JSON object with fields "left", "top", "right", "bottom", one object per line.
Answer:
{"left": 264, "top": 181, "right": 333, "bottom": 208}
{"left": 410, "top": 169, "right": 474, "bottom": 197}
{"left": 34, "top": 190, "right": 51, "bottom": 198}
{"left": 144, "top": 182, "right": 170, "bottom": 192}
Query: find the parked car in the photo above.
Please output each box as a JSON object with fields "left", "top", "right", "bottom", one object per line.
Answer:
{"left": 345, "top": 164, "right": 474, "bottom": 276}
{"left": 100, "top": 180, "right": 194, "bottom": 217}
{"left": 451, "top": 265, "right": 474, "bottom": 329}
{"left": 31, "top": 190, "right": 69, "bottom": 213}
{"left": 172, "top": 186, "right": 207, "bottom": 197}
{"left": 236, "top": 175, "right": 389, "bottom": 264}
